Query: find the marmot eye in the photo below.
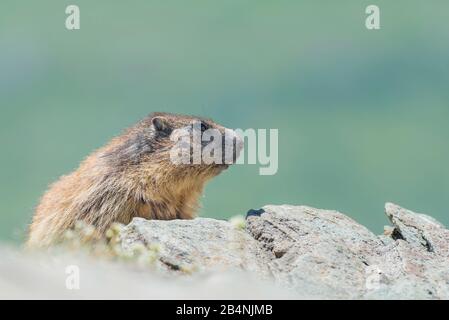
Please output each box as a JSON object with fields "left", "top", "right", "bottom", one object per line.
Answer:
{"left": 152, "top": 117, "right": 172, "bottom": 136}
{"left": 152, "top": 117, "right": 167, "bottom": 132}
{"left": 200, "top": 122, "right": 209, "bottom": 132}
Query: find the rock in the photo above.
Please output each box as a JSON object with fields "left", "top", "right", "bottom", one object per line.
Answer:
{"left": 1, "top": 202, "right": 449, "bottom": 299}
{"left": 118, "top": 203, "right": 449, "bottom": 299}
{"left": 244, "top": 205, "right": 382, "bottom": 299}
{"left": 384, "top": 202, "right": 449, "bottom": 255}
{"left": 120, "top": 217, "right": 271, "bottom": 278}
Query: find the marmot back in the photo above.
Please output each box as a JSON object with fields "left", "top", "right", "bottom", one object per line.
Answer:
{"left": 27, "top": 112, "right": 243, "bottom": 248}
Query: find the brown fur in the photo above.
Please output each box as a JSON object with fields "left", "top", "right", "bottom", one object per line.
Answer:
{"left": 27, "top": 112, "right": 234, "bottom": 248}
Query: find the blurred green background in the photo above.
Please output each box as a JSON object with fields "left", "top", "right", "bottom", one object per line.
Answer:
{"left": 1, "top": 1, "right": 448, "bottom": 243}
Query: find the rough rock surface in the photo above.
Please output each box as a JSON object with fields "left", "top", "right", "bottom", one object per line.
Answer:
{"left": 119, "top": 203, "right": 449, "bottom": 299}
{"left": 120, "top": 217, "right": 272, "bottom": 278}
{"left": 1, "top": 203, "right": 448, "bottom": 299}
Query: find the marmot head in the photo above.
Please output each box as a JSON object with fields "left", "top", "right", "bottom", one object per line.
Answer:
{"left": 101, "top": 112, "right": 243, "bottom": 181}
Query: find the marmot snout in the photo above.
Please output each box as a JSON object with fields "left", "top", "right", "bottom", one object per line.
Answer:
{"left": 27, "top": 112, "right": 243, "bottom": 247}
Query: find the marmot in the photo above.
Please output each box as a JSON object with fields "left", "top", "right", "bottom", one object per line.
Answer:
{"left": 27, "top": 112, "right": 243, "bottom": 248}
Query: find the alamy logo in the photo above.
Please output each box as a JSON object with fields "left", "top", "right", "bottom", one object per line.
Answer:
{"left": 65, "top": 5, "right": 80, "bottom": 30}
{"left": 365, "top": 5, "right": 380, "bottom": 30}
{"left": 169, "top": 121, "right": 278, "bottom": 176}
{"left": 65, "top": 265, "right": 80, "bottom": 290}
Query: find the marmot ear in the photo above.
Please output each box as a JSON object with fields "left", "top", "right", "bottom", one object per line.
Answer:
{"left": 152, "top": 117, "right": 167, "bottom": 132}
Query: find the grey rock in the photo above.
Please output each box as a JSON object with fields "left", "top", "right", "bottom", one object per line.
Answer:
{"left": 1, "top": 202, "right": 449, "bottom": 299}
{"left": 385, "top": 202, "right": 449, "bottom": 255}
{"left": 118, "top": 203, "right": 449, "bottom": 299}
{"left": 245, "top": 205, "right": 383, "bottom": 299}
{"left": 120, "top": 217, "right": 272, "bottom": 278}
